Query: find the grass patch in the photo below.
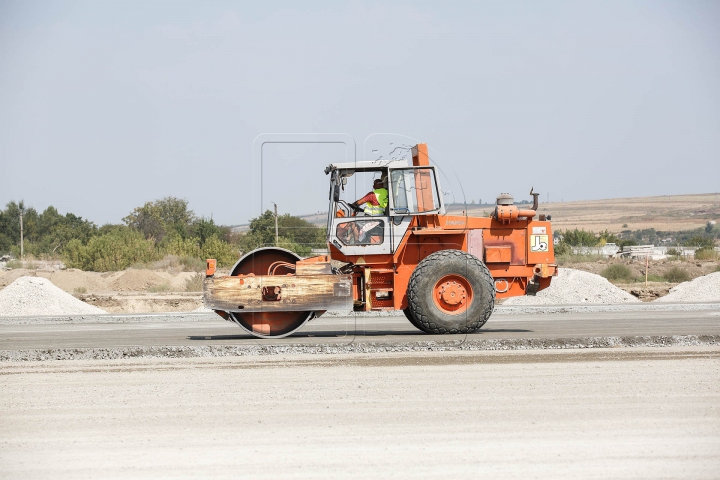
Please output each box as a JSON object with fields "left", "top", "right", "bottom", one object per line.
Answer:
{"left": 644, "top": 274, "right": 666, "bottom": 282}
{"left": 664, "top": 266, "right": 690, "bottom": 283}
{"left": 556, "top": 253, "right": 605, "bottom": 265}
{"left": 147, "top": 283, "right": 171, "bottom": 293}
{"left": 184, "top": 273, "right": 204, "bottom": 292}
{"left": 5, "top": 259, "right": 22, "bottom": 269}
{"left": 695, "top": 248, "right": 719, "bottom": 261}
{"left": 600, "top": 264, "right": 634, "bottom": 282}
{"left": 73, "top": 286, "right": 87, "bottom": 294}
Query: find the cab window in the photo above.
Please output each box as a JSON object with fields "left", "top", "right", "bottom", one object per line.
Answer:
{"left": 390, "top": 168, "right": 441, "bottom": 214}
{"left": 336, "top": 219, "right": 385, "bottom": 245}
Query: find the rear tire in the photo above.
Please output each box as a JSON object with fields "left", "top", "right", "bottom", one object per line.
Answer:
{"left": 407, "top": 250, "right": 495, "bottom": 334}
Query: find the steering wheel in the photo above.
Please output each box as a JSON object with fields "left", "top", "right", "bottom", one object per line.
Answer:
{"left": 337, "top": 200, "right": 359, "bottom": 217}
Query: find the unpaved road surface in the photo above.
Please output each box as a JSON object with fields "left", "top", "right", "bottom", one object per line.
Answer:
{"left": 1, "top": 348, "right": 719, "bottom": 479}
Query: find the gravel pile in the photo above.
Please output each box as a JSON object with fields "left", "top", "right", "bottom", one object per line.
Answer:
{"left": 503, "top": 268, "right": 640, "bottom": 305}
{"left": 0, "top": 276, "right": 107, "bottom": 317}
{"left": 654, "top": 272, "right": 720, "bottom": 303}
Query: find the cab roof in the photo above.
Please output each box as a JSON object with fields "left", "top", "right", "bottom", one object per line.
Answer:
{"left": 325, "top": 159, "right": 409, "bottom": 174}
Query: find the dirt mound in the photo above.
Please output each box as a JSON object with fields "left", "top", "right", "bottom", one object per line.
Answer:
{"left": 0, "top": 276, "right": 107, "bottom": 317}
{"left": 503, "top": 268, "right": 640, "bottom": 305}
{"left": 654, "top": 272, "right": 720, "bottom": 303}
{"left": 35, "top": 269, "right": 110, "bottom": 294}
{"left": 0, "top": 269, "right": 37, "bottom": 288}
{"left": 107, "top": 269, "right": 167, "bottom": 292}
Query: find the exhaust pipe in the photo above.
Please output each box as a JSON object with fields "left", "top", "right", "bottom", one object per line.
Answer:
{"left": 530, "top": 187, "right": 539, "bottom": 211}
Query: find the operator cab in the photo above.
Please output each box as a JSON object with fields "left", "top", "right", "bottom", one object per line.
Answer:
{"left": 325, "top": 158, "right": 444, "bottom": 256}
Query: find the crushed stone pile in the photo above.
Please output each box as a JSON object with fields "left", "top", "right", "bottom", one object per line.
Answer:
{"left": 0, "top": 276, "right": 107, "bottom": 317}
{"left": 654, "top": 272, "right": 720, "bottom": 303}
{"left": 503, "top": 268, "right": 640, "bottom": 305}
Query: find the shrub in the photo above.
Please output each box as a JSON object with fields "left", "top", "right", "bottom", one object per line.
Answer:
{"left": 74, "top": 287, "right": 87, "bottom": 294}
{"left": 160, "top": 235, "right": 201, "bottom": 258}
{"left": 179, "top": 256, "right": 206, "bottom": 272}
{"left": 666, "top": 248, "right": 681, "bottom": 256}
{"left": 147, "top": 283, "right": 171, "bottom": 293}
{"left": 553, "top": 241, "right": 571, "bottom": 256}
{"left": 559, "top": 229, "right": 599, "bottom": 247}
{"left": 5, "top": 259, "right": 22, "bottom": 269}
{"left": 664, "top": 266, "right": 690, "bottom": 283}
{"left": 184, "top": 273, "right": 204, "bottom": 292}
{"left": 600, "top": 264, "right": 634, "bottom": 282}
{"left": 63, "top": 228, "right": 160, "bottom": 272}
{"left": 694, "top": 248, "right": 718, "bottom": 261}
{"left": 200, "top": 235, "right": 238, "bottom": 267}
{"left": 684, "top": 236, "right": 715, "bottom": 249}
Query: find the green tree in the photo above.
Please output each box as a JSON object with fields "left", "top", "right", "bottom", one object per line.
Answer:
{"left": 200, "top": 235, "right": 238, "bottom": 267}
{"left": 597, "top": 229, "right": 619, "bottom": 245}
{"left": 246, "top": 210, "right": 325, "bottom": 254}
{"left": 684, "top": 235, "right": 715, "bottom": 249}
{"left": 558, "top": 229, "right": 599, "bottom": 247}
{"left": 0, "top": 201, "right": 39, "bottom": 255}
{"left": 192, "top": 217, "right": 221, "bottom": 245}
{"left": 123, "top": 197, "right": 196, "bottom": 241}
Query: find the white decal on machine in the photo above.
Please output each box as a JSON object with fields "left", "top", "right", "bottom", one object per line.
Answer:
{"left": 530, "top": 235, "right": 549, "bottom": 252}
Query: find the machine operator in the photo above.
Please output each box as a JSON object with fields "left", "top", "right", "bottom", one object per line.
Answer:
{"left": 350, "top": 178, "right": 388, "bottom": 216}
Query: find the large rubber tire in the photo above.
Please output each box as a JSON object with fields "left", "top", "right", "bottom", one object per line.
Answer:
{"left": 403, "top": 307, "right": 424, "bottom": 332}
{"left": 407, "top": 250, "right": 495, "bottom": 334}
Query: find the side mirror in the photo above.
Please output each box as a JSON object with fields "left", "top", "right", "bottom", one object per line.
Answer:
{"left": 342, "top": 177, "right": 347, "bottom": 186}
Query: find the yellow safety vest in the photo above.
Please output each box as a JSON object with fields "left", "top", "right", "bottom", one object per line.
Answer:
{"left": 364, "top": 188, "right": 388, "bottom": 216}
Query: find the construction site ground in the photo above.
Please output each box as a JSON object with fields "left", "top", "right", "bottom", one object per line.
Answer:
{"left": 2, "top": 291, "right": 719, "bottom": 478}
{"left": 2, "top": 346, "right": 718, "bottom": 479}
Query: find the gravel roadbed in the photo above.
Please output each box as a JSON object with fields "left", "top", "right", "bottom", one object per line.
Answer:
{"left": 2, "top": 334, "right": 718, "bottom": 362}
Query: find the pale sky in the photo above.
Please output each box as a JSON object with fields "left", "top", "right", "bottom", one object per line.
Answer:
{"left": 1, "top": 1, "right": 718, "bottom": 226}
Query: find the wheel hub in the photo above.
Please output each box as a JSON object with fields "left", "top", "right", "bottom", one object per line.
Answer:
{"left": 432, "top": 274, "right": 474, "bottom": 314}
{"left": 438, "top": 281, "right": 466, "bottom": 306}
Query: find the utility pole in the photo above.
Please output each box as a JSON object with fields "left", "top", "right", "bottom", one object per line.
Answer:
{"left": 19, "top": 202, "right": 24, "bottom": 260}
{"left": 272, "top": 202, "right": 279, "bottom": 246}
